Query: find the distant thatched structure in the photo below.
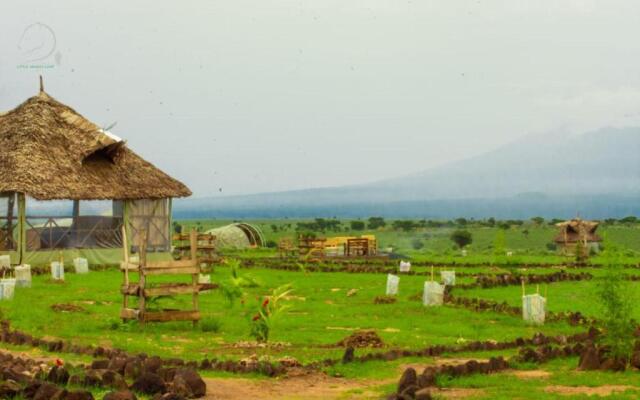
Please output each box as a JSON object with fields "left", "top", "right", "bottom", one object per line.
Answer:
{"left": 553, "top": 218, "right": 602, "bottom": 255}
{"left": 0, "top": 80, "right": 191, "bottom": 266}
{"left": 204, "top": 223, "right": 265, "bottom": 249}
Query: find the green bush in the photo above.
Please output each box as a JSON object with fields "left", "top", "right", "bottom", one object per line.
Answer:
{"left": 411, "top": 238, "right": 424, "bottom": 250}
{"left": 200, "top": 318, "right": 223, "bottom": 333}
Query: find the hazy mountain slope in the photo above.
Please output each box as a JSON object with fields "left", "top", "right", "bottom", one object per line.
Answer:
{"left": 174, "top": 127, "right": 640, "bottom": 218}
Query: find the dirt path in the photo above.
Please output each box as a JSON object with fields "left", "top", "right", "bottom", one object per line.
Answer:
{"left": 203, "top": 374, "right": 388, "bottom": 400}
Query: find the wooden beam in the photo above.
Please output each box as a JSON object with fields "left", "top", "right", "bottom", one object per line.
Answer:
{"left": 142, "top": 266, "right": 200, "bottom": 275}
{"left": 143, "top": 284, "right": 199, "bottom": 297}
{"left": 145, "top": 259, "right": 196, "bottom": 269}
{"left": 141, "top": 310, "right": 200, "bottom": 322}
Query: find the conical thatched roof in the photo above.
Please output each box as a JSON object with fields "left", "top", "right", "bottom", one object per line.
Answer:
{"left": 0, "top": 89, "right": 191, "bottom": 200}
{"left": 554, "top": 218, "right": 602, "bottom": 244}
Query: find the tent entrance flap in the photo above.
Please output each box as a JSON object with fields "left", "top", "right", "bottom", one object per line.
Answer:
{"left": 127, "top": 199, "right": 171, "bottom": 253}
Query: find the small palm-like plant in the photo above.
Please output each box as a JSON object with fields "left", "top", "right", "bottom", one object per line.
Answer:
{"left": 250, "top": 284, "right": 293, "bottom": 343}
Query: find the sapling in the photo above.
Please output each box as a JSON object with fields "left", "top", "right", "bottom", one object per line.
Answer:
{"left": 250, "top": 284, "right": 293, "bottom": 343}
{"left": 597, "top": 240, "right": 636, "bottom": 365}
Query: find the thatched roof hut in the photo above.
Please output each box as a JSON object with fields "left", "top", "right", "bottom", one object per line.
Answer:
{"left": 0, "top": 81, "right": 191, "bottom": 266}
{"left": 0, "top": 88, "right": 190, "bottom": 200}
{"left": 553, "top": 218, "right": 602, "bottom": 245}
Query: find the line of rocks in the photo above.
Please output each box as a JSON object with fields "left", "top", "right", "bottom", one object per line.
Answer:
{"left": 0, "top": 320, "right": 293, "bottom": 377}
{"left": 0, "top": 349, "right": 206, "bottom": 400}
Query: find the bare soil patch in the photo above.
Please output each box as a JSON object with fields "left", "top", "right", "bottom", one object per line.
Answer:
{"left": 510, "top": 369, "right": 551, "bottom": 379}
{"left": 50, "top": 303, "right": 85, "bottom": 313}
{"left": 203, "top": 373, "right": 384, "bottom": 400}
{"left": 544, "top": 385, "right": 637, "bottom": 396}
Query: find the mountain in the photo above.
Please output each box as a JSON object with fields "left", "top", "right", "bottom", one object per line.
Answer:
{"left": 174, "top": 127, "right": 640, "bottom": 219}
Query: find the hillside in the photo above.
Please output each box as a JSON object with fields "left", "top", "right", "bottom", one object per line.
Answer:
{"left": 174, "top": 127, "right": 640, "bottom": 218}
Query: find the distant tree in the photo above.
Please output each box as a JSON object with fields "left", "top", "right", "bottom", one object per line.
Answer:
{"left": 172, "top": 221, "right": 183, "bottom": 234}
{"left": 486, "top": 217, "right": 496, "bottom": 227}
{"left": 531, "top": 216, "right": 545, "bottom": 226}
{"left": 450, "top": 230, "right": 473, "bottom": 249}
{"left": 270, "top": 224, "right": 279, "bottom": 233}
{"left": 350, "top": 221, "right": 365, "bottom": 230}
{"left": 411, "top": 238, "right": 424, "bottom": 250}
{"left": 604, "top": 218, "right": 617, "bottom": 225}
{"left": 367, "top": 217, "right": 386, "bottom": 229}
{"left": 455, "top": 218, "right": 468, "bottom": 227}
{"left": 498, "top": 222, "right": 511, "bottom": 230}
{"left": 619, "top": 216, "right": 638, "bottom": 225}
{"left": 265, "top": 240, "right": 277, "bottom": 248}
{"left": 522, "top": 229, "right": 529, "bottom": 238}
{"left": 392, "top": 220, "right": 419, "bottom": 232}
{"left": 548, "top": 218, "right": 563, "bottom": 226}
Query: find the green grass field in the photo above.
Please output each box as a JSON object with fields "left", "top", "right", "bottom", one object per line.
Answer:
{"left": 2, "top": 220, "right": 640, "bottom": 399}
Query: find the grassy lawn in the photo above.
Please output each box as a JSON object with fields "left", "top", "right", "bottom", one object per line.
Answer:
{"left": 0, "top": 267, "right": 582, "bottom": 366}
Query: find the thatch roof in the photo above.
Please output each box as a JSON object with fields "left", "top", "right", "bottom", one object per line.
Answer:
{"left": 553, "top": 218, "right": 602, "bottom": 244}
{"left": 0, "top": 89, "right": 191, "bottom": 200}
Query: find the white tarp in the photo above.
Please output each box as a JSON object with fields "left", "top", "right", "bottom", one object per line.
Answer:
{"left": 441, "top": 270, "right": 456, "bottom": 286}
{"left": 386, "top": 274, "right": 399, "bottom": 295}
{"left": 399, "top": 261, "right": 411, "bottom": 273}
{"left": 14, "top": 265, "right": 31, "bottom": 288}
{"left": 50, "top": 261, "right": 64, "bottom": 280}
{"left": 73, "top": 258, "right": 89, "bottom": 274}
{"left": 0, "top": 278, "right": 15, "bottom": 300}
{"left": 522, "top": 294, "right": 546, "bottom": 325}
{"left": 423, "top": 281, "right": 444, "bottom": 306}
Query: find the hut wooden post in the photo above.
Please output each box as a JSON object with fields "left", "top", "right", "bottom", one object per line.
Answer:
{"left": 121, "top": 225, "right": 130, "bottom": 322}
{"left": 190, "top": 229, "right": 199, "bottom": 327}
{"left": 17, "top": 193, "right": 26, "bottom": 265}
{"left": 138, "top": 230, "right": 148, "bottom": 326}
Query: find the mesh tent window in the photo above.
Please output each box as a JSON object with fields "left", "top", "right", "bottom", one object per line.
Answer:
{"left": 0, "top": 193, "right": 17, "bottom": 251}
{"left": 128, "top": 199, "right": 171, "bottom": 252}
{"left": 24, "top": 198, "right": 123, "bottom": 250}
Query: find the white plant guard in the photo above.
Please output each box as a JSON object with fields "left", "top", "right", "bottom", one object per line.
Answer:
{"left": 0, "top": 278, "right": 16, "bottom": 300}
{"left": 50, "top": 261, "right": 65, "bottom": 281}
{"left": 0, "top": 255, "right": 10, "bottom": 269}
{"left": 386, "top": 274, "right": 399, "bottom": 296}
{"left": 441, "top": 270, "right": 456, "bottom": 286}
{"left": 522, "top": 294, "right": 546, "bottom": 325}
{"left": 73, "top": 258, "right": 89, "bottom": 274}
{"left": 399, "top": 261, "right": 411, "bottom": 273}
{"left": 198, "top": 274, "right": 211, "bottom": 284}
{"left": 14, "top": 265, "right": 31, "bottom": 288}
{"left": 423, "top": 281, "right": 444, "bottom": 306}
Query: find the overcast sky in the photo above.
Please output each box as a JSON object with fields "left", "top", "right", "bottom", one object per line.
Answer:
{"left": 2, "top": 1, "right": 640, "bottom": 197}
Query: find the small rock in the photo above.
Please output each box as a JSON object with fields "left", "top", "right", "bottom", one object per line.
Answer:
{"left": 397, "top": 367, "right": 417, "bottom": 394}
{"left": 131, "top": 372, "right": 166, "bottom": 395}
{"left": 103, "top": 390, "right": 138, "bottom": 400}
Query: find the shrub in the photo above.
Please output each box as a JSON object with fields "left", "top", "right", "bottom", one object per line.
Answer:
{"left": 367, "top": 217, "right": 386, "bottom": 229}
{"left": 450, "top": 230, "right": 472, "bottom": 249}
{"left": 200, "top": 318, "right": 222, "bottom": 333}
{"left": 598, "top": 243, "right": 636, "bottom": 363}
{"left": 350, "top": 221, "right": 365, "bottom": 230}
{"left": 411, "top": 238, "right": 424, "bottom": 250}
{"left": 546, "top": 242, "right": 557, "bottom": 251}
{"left": 265, "top": 240, "right": 277, "bottom": 248}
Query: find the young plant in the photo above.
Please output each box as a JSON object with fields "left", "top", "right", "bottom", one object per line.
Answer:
{"left": 249, "top": 284, "right": 293, "bottom": 343}
{"left": 597, "top": 240, "right": 636, "bottom": 364}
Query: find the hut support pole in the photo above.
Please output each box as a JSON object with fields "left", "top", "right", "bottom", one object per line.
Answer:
{"left": 138, "top": 230, "right": 147, "bottom": 326}
{"left": 18, "top": 193, "right": 26, "bottom": 265}
{"left": 190, "top": 229, "right": 199, "bottom": 328}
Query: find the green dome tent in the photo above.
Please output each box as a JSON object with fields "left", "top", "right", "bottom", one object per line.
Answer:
{"left": 204, "top": 223, "right": 265, "bottom": 249}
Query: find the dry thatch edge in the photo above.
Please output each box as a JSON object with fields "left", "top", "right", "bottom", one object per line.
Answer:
{"left": 0, "top": 90, "right": 191, "bottom": 200}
